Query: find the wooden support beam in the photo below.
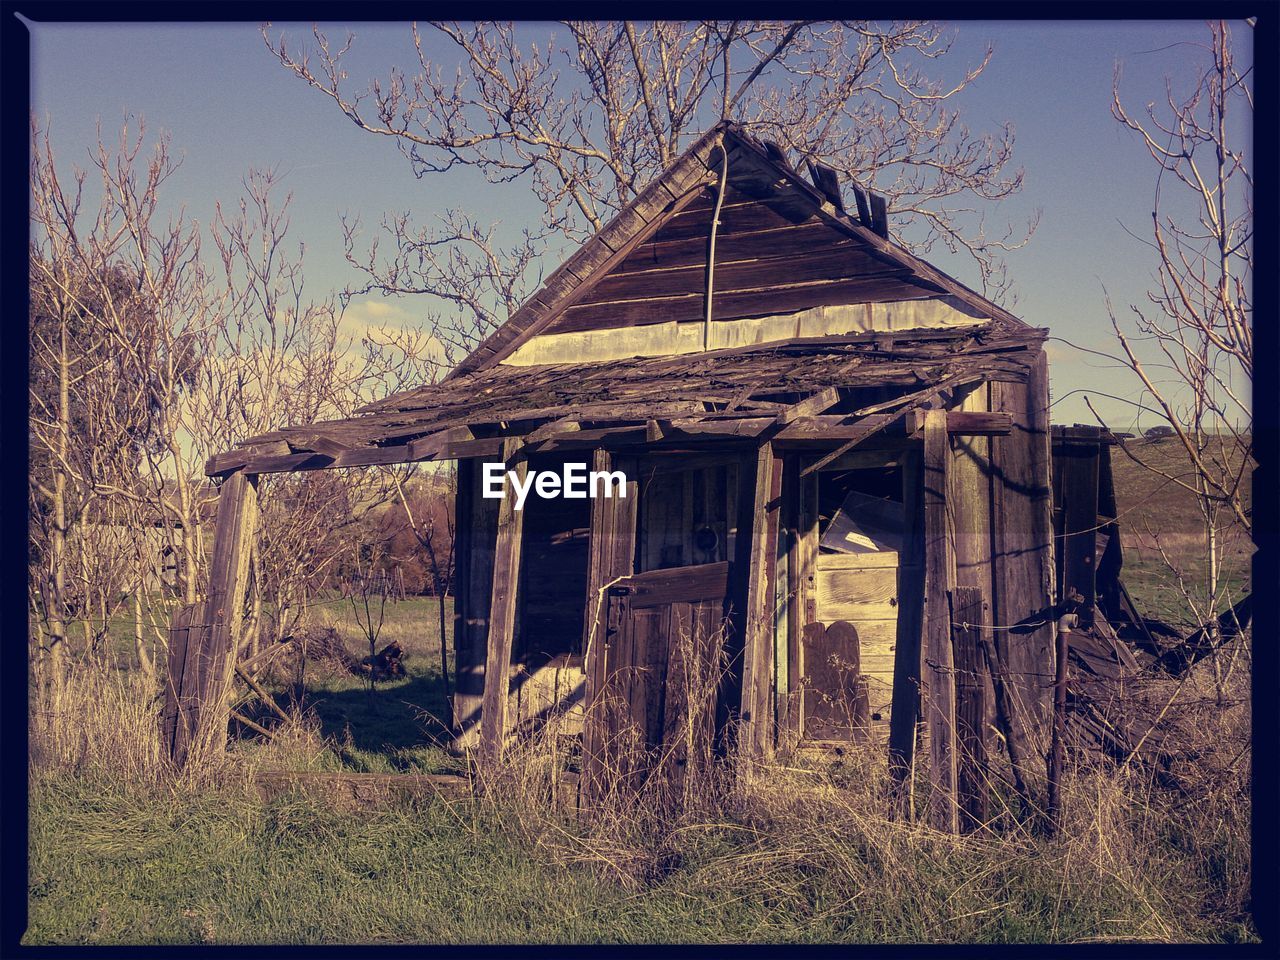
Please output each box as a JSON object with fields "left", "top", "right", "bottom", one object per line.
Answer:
{"left": 907, "top": 410, "right": 1012, "bottom": 437}
{"left": 801, "top": 374, "right": 983, "bottom": 478}
{"left": 234, "top": 664, "right": 291, "bottom": 724}
{"left": 452, "top": 458, "right": 501, "bottom": 750}
{"left": 289, "top": 433, "right": 351, "bottom": 458}
{"left": 167, "top": 470, "right": 258, "bottom": 770}
{"left": 525, "top": 417, "right": 580, "bottom": 443}
{"left": 922, "top": 410, "right": 959, "bottom": 833}
{"left": 581, "top": 449, "right": 638, "bottom": 802}
{"left": 989, "top": 350, "right": 1057, "bottom": 778}
{"left": 740, "top": 442, "right": 783, "bottom": 758}
{"left": 774, "top": 387, "right": 840, "bottom": 425}
{"left": 407, "top": 424, "right": 476, "bottom": 460}
{"left": 161, "top": 601, "right": 203, "bottom": 767}
{"left": 480, "top": 438, "right": 526, "bottom": 762}
{"left": 782, "top": 454, "right": 803, "bottom": 740}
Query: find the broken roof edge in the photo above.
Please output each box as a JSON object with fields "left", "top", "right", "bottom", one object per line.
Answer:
{"left": 445, "top": 121, "right": 1030, "bottom": 382}
{"left": 207, "top": 324, "right": 1047, "bottom": 478}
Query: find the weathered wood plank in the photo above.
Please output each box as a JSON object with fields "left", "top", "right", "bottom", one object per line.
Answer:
{"left": 922, "top": 410, "right": 958, "bottom": 833}
{"left": 480, "top": 439, "right": 526, "bottom": 762}
{"left": 589, "top": 244, "right": 908, "bottom": 302}
{"left": 906, "top": 410, "right": 1012, "bottom": 436}
{"left": 161, "top": 601, "right": 203, "bottom": 767}
{"left": 552, "top": 273, "right": 934, "bottom": 334}
{"left": 775, "top": 387, "right": 840, "bottom": 425}
{"left": 953, "top": 586, "right": 989, "bottom": 832}
{"left": 176, "top": 471, "right": 258, "bottom": 770}
{"left": 989, "top": 350, "right": 1056, "bottom": 766}
{"left": 739, "top": 443, "right": 783, "bottom": 757}
{"left": 616, "top": 221, "right": 860, "bottom": 274}
{"left": 581, "top": 449, "right": 637, "bottom": 801}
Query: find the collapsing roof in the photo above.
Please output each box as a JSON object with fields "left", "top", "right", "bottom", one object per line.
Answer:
{"left": 209, "top": 325, "right": 1044, "bottom": 476}
{"left": 208, "top": 120, "right": 1043, "bottom": 478}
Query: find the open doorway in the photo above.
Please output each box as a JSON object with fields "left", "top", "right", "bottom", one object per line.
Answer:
{"left": 508, "top": 452, "right": 593, "bottom": 735}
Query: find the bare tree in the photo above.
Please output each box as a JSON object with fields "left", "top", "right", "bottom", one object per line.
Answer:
{"left": 29, "top": 118, "right": 215, "bottom": 711}
{"left": 387, "top": 467, "right": 456, "bottom": 715}
{"left": 264, "top": 20, "right": 1038, "bottom": 365}
{"left": 1101, "top": 20, "right": 1251, "bottom": 679}
{"left": 29, "top": 120, "right": 437, "bottom": 721}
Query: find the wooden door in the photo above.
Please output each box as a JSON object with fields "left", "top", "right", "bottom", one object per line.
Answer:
{"left": 592, "top": 561, "right": 732, "bottom": 797}
{"left": 802, "top": 551, "right": 899, "bottom": 740}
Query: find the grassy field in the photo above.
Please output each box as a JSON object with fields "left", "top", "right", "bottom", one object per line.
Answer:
{"left": 1106, "top": 435, "right": 1252, "bottom": 626}
{"left": 26, "top": 436, "right": 1254, "bottom": 945}
{"left": 26, "top": 747, "right": 1254, "bottom": 945}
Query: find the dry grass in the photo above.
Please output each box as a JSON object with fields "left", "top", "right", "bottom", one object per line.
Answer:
{"left": 27, "top": 594, "right": 1254, "bottom": 943}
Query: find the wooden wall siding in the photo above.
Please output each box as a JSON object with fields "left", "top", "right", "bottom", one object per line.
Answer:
{"left": 810, "top": 552, "right": 899, "bottom": 727}
{"left": 540, "top": 187, "right": 941, "bottom": 337}
{"left": 503, "top": 298, "right": 989, "bottom": 367}
{"left": 446, "top": 122, "right": 1031, "bottom": 382}
{"left": 449, "top": 125, "right": 724, "bottom": 380}
{"left": 1053, "top": 439, "right": 1101, "bottom": 623}
{"left": 989, "top": 351, "right": 1057, "bottom": 761}
{"left": 452, "top": 460, "right": 500, "bottom": 750}
{"left": 636, "top": 459, "right": 739, "bottom": 573}
{"left": 948, "top": 387, "right": 1000, "bottom": 756}
{"left": 790, "top": 446, "right": 922, "bottom": 746}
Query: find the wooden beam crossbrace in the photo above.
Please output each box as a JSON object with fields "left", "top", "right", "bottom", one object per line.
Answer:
{"left": 800, "top": 374, "right": 983, "bottom": 478}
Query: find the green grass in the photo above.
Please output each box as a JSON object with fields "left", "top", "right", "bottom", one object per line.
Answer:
{"left": 1106, "top": 436, "right": 1252, "bottom": 626}
{"left": 25, "top": 770, "right": 1253, "bottom": 945}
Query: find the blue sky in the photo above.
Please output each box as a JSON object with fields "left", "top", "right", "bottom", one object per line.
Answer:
{"left": 26, "top": 18, "right": 1253, "bottom": 429}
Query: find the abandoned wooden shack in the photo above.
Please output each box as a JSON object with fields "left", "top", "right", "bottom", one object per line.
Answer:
{"left": 169, "top": 121, "right": 1071, "bottom": 831}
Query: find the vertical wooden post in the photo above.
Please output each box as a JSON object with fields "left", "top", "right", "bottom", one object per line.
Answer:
{"left": 990, "top": 351, "right": 1057, "bottom": 761}
{"left": 889, "top": 447, "right": 925, "bottom": 815}
{"left": 740, "top": 442, "right": 783, "bottom": 758}
{"left": 168, "top": 470, "right": 258, "bottom": 770}
{"left": 480, "top": 439, "right": 526, "bottom": 762}
{"left": 923, "top": 410, "right": 958, "bottom": 833}
{"left": 453, "top": 458, "right": 501, "bottom": 751}
{"left": 953, "top": 586, "right": 989, "bottom": 832}
{"left": 781, "top": 454, "right": 802, "bottom": 741}
{"left": 161, "top": 600, "right": 203, "bottom": 766}
{"left": 581, "top": 448, "right": 638, "bottom": 800}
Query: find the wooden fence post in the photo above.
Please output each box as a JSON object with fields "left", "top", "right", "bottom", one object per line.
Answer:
{"left": 165, "top": 470, "right": 258, "bottom": 771}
